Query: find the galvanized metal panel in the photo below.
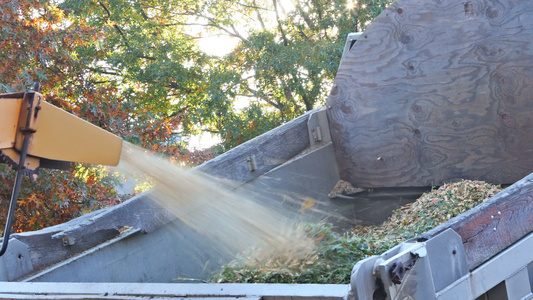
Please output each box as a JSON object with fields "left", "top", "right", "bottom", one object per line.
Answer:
{"left": 0, "top": 239, "right": 32, "bottom": 282}
{"left": 307, "top": 108, "right": 332, "bottom": 147}
{"left": 241, "top": 142, "right": 345, "bottom": 226}
{"left": 23, "top": 221, "right": 227, "bottom": 283}
{"left": 0, "top": 282, "right": 349, "bottom": 300}
{"left": 425, "top": 228, "right": 468, "bottom": 292}
{"left": 437, "top": 232, "right": 533, "bottom": 299}
{"left": 348, "top": 256, "right": 380, "bottom": 300}
{"left": 505, "top": 268, "right": 531, "bottom": 300}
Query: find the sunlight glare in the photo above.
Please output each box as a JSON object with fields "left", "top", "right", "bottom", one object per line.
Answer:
{"left": 198, "top": 35, "right": 240, "bottom": 57}
{"left": 346, "top": 0, "right": 357, "bottom": 10}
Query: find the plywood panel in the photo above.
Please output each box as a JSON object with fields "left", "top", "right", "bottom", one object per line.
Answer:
{"left": 327, "top": 0, "right": 533, "bottom": 187}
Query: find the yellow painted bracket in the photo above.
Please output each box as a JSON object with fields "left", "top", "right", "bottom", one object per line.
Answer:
{"left": 0, "top": 92, "right": 122, "bottom": 171}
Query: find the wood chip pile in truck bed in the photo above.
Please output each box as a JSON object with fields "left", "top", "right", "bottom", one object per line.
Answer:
{"left": 352, "top": 180, "right": 503, "bottom": 242}
{"left": 212, "top": 180, "right": 503, "bottom": 284}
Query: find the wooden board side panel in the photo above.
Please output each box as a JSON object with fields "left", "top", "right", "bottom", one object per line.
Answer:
{"left": 422, "top": 173, "right": 533, "bottom": 270}
{"left": 196, "top": 111, "right": 311, "bottom": 183}
{"left": 327, "top": 0, "right": 533, "bottom": 187}
{"left": 12, "top": 192, "right": 174, "bottom": 272}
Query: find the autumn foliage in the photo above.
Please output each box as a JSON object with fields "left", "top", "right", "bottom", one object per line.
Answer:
{"left": 0, "top": 0, "right": 215, "bottom": 234}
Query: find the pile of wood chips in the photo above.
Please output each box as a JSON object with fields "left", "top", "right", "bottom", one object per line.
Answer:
{"left": 352, "top": 180, "right": 503, "bottom": 242}
{"left": 213, "top": 180, "right": 505, "bottom": 284}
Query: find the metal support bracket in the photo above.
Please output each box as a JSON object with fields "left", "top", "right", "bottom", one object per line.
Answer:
{"left": 348, "top": 228, "right": 467, "bottom": 300}
{"left": 307, "top": 107, "right": 331, "bottom": 147}
{"left": 0, "top": 238, "right": 33, "bottom": 281}
{"left": 0, "top": 84, "right": 41, "bottom": 257}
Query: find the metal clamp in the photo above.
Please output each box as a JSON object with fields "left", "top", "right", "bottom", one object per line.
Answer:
{"left": 347, "top": 229, "right": 467, "bottom": 300}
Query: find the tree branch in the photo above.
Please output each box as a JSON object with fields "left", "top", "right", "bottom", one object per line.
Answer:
{"left": 168, "top": 81, "right": 192, "bottom": 93}
{"left": 90, "top": 80, "right": 111, "bottom": 84}
{"left": 138, "top": 55, "right": 156, "bottom": 61}
{"left": 87, "top": 67, "right": 119, "bottom": 76}
{"left": 237, "top": 2, "right": 270, "bottom": 10}
{"left": 202, "top": 128, "right": 220, "bottom": 134}
{"left": 272, "top": 0, "right": 289, "bottom": 46}
{"left": 295, "top": 1, "right": 314, "bottom": 30}
{"left": 243, "top": 87, "right": 282, "bottom": 110}
{"left": 252, "top": 0, "right": 267, "bottom": 31}
{"left": 97, "top": 0, "right": 131, "bottom": 49}
{"left": 135, "top": 3, "right": 149, "bottom": 21}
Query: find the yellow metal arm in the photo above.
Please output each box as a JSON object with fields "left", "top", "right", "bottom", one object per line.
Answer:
{"left": 0, "top": 91, "right": 122, "bottom": 172}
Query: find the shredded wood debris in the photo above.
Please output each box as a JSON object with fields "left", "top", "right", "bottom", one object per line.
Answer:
{"left": 351, "top": 179, "right": 503, "bottom": 242}
{"left": 213, "top": 179, "right": 504, "bottom": 284}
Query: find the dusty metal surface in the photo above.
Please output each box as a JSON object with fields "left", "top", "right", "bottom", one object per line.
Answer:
{"left": 0, "top": 282, "right": 349, "bottom": 300}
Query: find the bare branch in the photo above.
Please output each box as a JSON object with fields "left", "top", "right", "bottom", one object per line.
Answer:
{"left": 202, "top": 128, "right": 220, "bottom": 134}
{"left": 97, "top": 0, "right": 131, "bottom": 49}
{"left": 252, "top": 0, "right": 267, "bottom": 31}
{"left": 295, "top": 1, "right": 314, "bottom": 30}
{"left": 244, "top": 87, "right": 281, "bottom": 109}
{"left": 136, "top": 4, "right": 149, "bottom": 21}
{"left": 237, "top": 2, "right": 270, "bottom": 10}
{"left": 138, "top": 55, "right": 156, "bottom": 61}
{"left": 272, "top": 0, "right": 289, "bottom": 46}
{"left": 87, "top": 67, "right": 119, "bottom": 76}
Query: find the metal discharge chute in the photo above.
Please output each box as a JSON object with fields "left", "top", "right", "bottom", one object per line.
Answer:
{"left": 0, "top": 84, "right": 122, "bottom": 256}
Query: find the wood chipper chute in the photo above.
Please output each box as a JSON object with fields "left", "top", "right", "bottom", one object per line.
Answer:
{"left": 0, "top": 84, "right": 122, "bottom": 256}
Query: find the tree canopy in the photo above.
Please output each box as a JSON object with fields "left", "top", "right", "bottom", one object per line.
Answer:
{"left": 0, "top": 0, "right": 391, "bottom": 232}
